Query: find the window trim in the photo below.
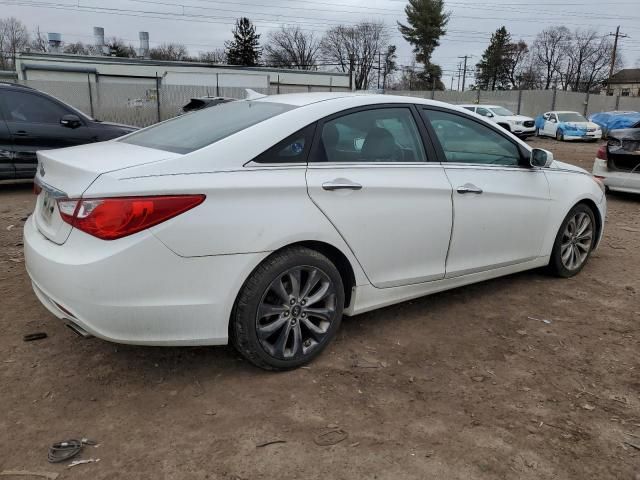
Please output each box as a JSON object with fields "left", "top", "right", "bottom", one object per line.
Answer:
{"left": 0, "top": 89, "right": 81, "bottom": 126}
{"left": 308, "top": 103, "right": 438, "bottom": 165}
{"left": 419, "top": 105, "right": 530, "bottom": 168}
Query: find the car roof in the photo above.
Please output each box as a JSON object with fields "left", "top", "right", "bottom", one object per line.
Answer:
{"left": 548, "top": 111, "right": 582, "bottom": 114}
{"left": 0, "top": 82, "right": 35, "bottom": 90}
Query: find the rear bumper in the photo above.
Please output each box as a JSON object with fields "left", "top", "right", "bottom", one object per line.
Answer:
{"left": 24, "top": 215, "right": 269, "bottom": 346}
{"left": 593, "top": 158, "right": 640, "bottom": 194}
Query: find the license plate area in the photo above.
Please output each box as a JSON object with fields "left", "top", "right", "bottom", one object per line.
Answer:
{"left": 40, "top": 190, "right": 55, "bottom": 224}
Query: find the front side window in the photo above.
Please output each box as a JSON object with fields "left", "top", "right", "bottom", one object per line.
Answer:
{"left": 316, "top": 107, "right": 426, "bottom": 163}
{"left": 2, "top": 91, "right": 69, "bottom": 124}
{"left": 422, "top": 109, "right": 522, "bottom": 166}
{"left": 121, "top": 100, "right": 294, "bottom": 154}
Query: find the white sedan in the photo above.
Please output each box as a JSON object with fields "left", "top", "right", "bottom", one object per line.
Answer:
{"left": 25, "top": 93, "right": 606, "bottom": 370}
{"left": 536, "top": 111, "right": 602, "bottom": 141}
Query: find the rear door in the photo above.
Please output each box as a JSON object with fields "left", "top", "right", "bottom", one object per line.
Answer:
{"left": 0, "top": 106, "right": 14, "bottom": 180}
{"left": 306, "top": 105, "right": 453, "bottom": 288}
{"left": 0, "top": 89, "right": 96, "bottom": 179}
{"left": 421, "top": 107, "right": 550, "bottom": 277}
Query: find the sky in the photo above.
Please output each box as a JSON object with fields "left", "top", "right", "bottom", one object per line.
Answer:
{"left": 2, "top": 0, "right": 639, "bottom": 89}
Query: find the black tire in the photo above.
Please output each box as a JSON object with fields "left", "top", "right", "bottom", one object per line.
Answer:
{"left": 549, "top": 203, "right": 596, "bottom": 278}
{"left": 498, "top": 123, "right": 511, "bottom": 132}
{"left": 230, "top": 246, "right": 345, "bottom": 370}
{"left": 556, "top": 129, "right": 564, "bottom": 141}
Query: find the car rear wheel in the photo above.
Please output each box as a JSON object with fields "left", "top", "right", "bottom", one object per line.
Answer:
{"left": 549, "top": 204, "right": 596, "bottom": 278}
{"left": 230, "top": 246, "right": 344, "bottom": 370}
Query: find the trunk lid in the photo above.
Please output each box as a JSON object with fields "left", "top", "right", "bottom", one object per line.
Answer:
{"left": 34, "top": 141, "right": 180, "bottom": 244}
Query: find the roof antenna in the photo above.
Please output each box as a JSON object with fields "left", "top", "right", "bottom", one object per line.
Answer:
{"left": 245, "top": 89, "right": 267, "bottom": 100}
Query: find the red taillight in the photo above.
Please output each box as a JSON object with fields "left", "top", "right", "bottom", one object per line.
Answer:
{"left": 57, "top": 195, "right": 205, "bottom": 240}
{"left": 596, "top": 145, "right": 608, "bottom": 160}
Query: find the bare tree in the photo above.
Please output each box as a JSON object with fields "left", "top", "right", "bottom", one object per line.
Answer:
{"left": 505, "top": 40, "right": 529, "bottom": 89}
{"left": 64, "top": 41, "right": 91, "bottom": 55}
{"left": 0, "top": 17, "right": 29, "bottom": 69}
{"left": 199, "top": 49, "right": 226, "bottom": 64}
{"left": 30, "top": 26, "right": 48, "bottom": 53}
{"left": 150, "top": 42, "right": 189, "bottom": 61}
{"left": 320, "top": 21, "right": 388, "bottom": 90}
{"left": 532, "top": 26, "right": 570, "bottom": 89}
{"left": 264, "top": 26, "right": 320, "bottom": 70}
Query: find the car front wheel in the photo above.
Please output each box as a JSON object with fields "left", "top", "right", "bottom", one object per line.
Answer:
{"left": 556, "top": 129, "right": 564, "bottom": 141}
{"left": 231, "top": 246, "right": 344, "bottom": 370}
{"left": 549, "top": 204, "right": 596, "bottom": 278}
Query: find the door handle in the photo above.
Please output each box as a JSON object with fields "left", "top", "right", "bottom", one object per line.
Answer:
{"left": 322, "top": 181, "right": 363, "bottom": 191}
{"left": 456, "top": 183, "right": 483, "bottom": 194}
{"left": 14, "top": 131, "right": 28, "bottom": 137}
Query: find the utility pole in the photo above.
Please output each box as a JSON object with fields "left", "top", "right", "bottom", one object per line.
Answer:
{"left": 458, "top": 55, "right": 471, "bottom": 91}
{"left": 377, "top": 51, "right": 381, "bottom": 89}
{"left": 606, "top": 26, "right": 628, "bottom": 96}
{"left": 349, "top": 53, "right": 355, "bottom": 91}
{"left": 456, "top": 62, "right": 462, "bottom": 91}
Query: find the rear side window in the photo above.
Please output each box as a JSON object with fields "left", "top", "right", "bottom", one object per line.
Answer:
{"left": 121, "top": 100, "right": 294, "bottom": 154}
{"left": 252, "top": 124, "right": 316, "bottom": 164}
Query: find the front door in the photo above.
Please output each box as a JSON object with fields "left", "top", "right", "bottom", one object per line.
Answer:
{"left": 0, "top": 89, "right": 95, "bottom": 179}
{"left": 543, "top": 113, "right": 559, "bottom": 137}
{"left": 306, "top": 105, "right": 453, "bottom": 288}
{"left": 421, "top": 108, "right": 551, "bottom": 277}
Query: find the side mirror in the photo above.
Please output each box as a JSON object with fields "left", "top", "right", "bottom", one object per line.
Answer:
{"left": 60, "top": 114, "right": 82, "bottom": 129}
{"left": 531, "top": 148, "right": 554, "bottom": 168}
{"left": 353, "top": 137, "right": 365, "bottom": 151}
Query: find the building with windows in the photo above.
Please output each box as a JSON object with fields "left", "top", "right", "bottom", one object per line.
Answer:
{"left": 605, "top": 69, "right": 640, "bottom": 97}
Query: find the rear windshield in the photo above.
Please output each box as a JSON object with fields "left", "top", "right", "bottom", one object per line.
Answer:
{"left": 121, "top": 100, "right": 294, "bottom": 154}
{"left": 558, "top": 112, "right": 587, "bottom": 123}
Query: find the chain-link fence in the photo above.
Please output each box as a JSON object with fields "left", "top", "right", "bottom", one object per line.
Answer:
{"left": 384, "top": 88, "right": 640, "bottom": 119}
{"left": 6, "top": 77, "right": 640, "bottom": 127}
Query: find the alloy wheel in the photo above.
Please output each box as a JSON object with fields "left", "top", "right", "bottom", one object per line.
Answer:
{"left": 560, "top": 212, "right": 593, "bottom": 271}
{"left": 256, "top": 266, "right": 337, "bottom": 360}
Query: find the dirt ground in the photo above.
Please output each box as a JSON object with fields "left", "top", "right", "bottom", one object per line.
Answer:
{"left": 0, "top": 138, "right": 638, "bottom": 480}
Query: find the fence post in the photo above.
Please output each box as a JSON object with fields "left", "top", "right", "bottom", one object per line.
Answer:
{"left": 155, "top": 73, "right": 161, "bottom": 123}
{"left": 551, "top": 88, "right": 557, "bottom": 111}
{"left": 517, "top": 89, "right": 523, "bottom": 115}
{"left": 583, "top": 91, "right": 590, "bottom": 117}
{"left": 277, "top": 74, "right": 280, "bottom": 94}
{"left": 329, "top": 76, "right": 332, "bottom": 93}
{"left": 87, "top": 73, "right": 95, "bottom": 118}
{"left": 476, "top": 88, "right": 481, "bottom": 104}
{"left": 430, "top": 78, "right": 435, "bottom": 100}
{"left": 615, "top": 95, "right": 620, "bottom": 110}
{"left": 216, "top": 73, "right": 219, "bottom": 97}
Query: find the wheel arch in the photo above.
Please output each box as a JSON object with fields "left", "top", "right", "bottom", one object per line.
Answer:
{"left": 497, "top": 122, "right": 511, "bottom": 131}
{"left": 575, "top": 198, "right": 603, "bottom": 249}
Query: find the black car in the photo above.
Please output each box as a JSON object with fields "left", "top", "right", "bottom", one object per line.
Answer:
{"left": 179, "top": 96, "right": 233, "bottom": 115}
{"left": 0, "top": 82, "right": 137, "bottom": 180}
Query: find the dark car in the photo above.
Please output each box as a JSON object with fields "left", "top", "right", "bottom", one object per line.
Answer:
{"left": 0, "top": 82, "right": 137, "bottom": 180}
{"left": 179, "top": 96, "right": 234, "bottom": 115}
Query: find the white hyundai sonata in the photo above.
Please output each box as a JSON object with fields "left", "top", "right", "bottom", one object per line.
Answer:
{"left": 25, "top": 92, "right": 606, "bottom": 370}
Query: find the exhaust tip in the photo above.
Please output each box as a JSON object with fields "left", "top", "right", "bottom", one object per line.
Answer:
{"left": 64, "top": 321, "right": 93, "bottom": 338}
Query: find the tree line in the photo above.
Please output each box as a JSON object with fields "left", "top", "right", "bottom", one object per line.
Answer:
{"left": 474, "top": 25, "right": 622, "bottom": 93}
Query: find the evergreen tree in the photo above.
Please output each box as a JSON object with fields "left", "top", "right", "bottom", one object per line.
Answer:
{"left": 475, "top": 26, "right": 512, "bottom": 90}
{"left": 225, "top": 18, "right": 262, "bottom": 66}
{"left": 397, "top": 0, "right": 449, "bottom": 89}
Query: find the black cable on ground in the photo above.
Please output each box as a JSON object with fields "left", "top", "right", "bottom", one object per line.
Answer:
{"left": 47, "top": 438, "right": 97, "bottom": 463}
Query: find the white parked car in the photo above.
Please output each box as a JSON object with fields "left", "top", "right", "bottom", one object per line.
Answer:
{"left": 459, "top": 104, "right": 536, "bottom": 138}
{"left": 25, "top": 93, "right": 606, "bottom": 370}
{"left": 535, "top": 111, "right": 602, "bottom": 141}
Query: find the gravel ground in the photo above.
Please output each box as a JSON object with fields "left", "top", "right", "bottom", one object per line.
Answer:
{"left": 0, "top": 137, "right": 638, "bottom": 480}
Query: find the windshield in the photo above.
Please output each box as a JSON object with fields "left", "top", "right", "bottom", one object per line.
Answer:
{"left": 490, "top": 107, "right": 514, "bottom": 116}
{"left": 558, "top": 112, "right": 587, "bottom": 123}
{"left": 121, "top": 100, "right": 294, "bottom": 154}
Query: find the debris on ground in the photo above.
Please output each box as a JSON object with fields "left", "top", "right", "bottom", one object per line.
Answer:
{"left": 68, "top": 458, "right": 100, "bottom": 468}
{"left": 0, "top": 471, "right": 59, "bottom": 479}
{"left": 527, "top": 316, "right": 552, "bottom": 324}
{"left": 256, "top": 440, "right": 287, "bottom": 448}
{"left": 23, "top": 333, "right": 47, "bottom": 342}
{"left": 314, "top": 428, "right": 348, "bottom": 446}
{"left": 48, "top": 438, "right": 98, "bottom": 463}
